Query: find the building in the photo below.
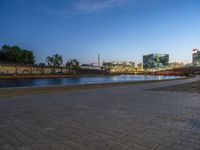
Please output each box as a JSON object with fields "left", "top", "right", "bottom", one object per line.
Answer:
{"left": 169, "top": 62, "right": 184, "bottom": 69}
{"left": 103, "top": 61, "right": 135, "bottom": 73}
{"left": 184, "top": 63, "right": 193, "bottom": 67}
{"left": 192, "top": 49, "right": 200, "bottom": 66}
{"left": 81, "top": 63, "right": 102, "bottom": 70}
{"left": 136, "top": 63, "right": 143, "bottom": 71}
{"left": 143, "top": 54, "right": 169, "bottom": 70}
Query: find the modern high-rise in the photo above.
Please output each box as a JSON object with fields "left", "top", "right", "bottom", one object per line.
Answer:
{"left": 192, "top": 49, "right": 200, "bottom": 66}
{"left": 143, "top": 54, "right": 169, "bottom": 70}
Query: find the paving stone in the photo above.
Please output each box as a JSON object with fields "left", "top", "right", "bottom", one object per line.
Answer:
{"left": 0, "top": 77, "right": 200, "bottom": 149}
{"left": 1, "top": 144, "right": 16, "bottom": 150}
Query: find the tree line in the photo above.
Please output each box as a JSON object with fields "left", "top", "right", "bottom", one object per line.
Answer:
{"left": 0, "top": 44, "right": 80, "bottom": 70}
{"left": 46, "top": 54, "right": 80, "bottom": 70}
{"left": 0, "top": 45, "right": 35, "bottom": 65}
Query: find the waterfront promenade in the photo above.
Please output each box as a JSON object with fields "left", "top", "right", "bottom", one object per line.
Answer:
{"left": 0, "top": 77, "right": 200, "bottom": 150}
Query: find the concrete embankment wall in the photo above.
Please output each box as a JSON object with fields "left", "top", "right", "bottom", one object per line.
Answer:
{"left": 154, "top": 67, "right": 200, "bottom": 76}
{"left": 0, "top": 64, "right": 70, "bottom": 75}
{"left": 77, "top": 69, "right": 106, "bottom": 75}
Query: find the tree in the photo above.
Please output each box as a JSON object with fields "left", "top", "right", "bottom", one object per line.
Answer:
{"left": 53, "top": 54, "right": 63, "bottom": 67}
{"left": 38, "top": 62, "right": 46, "bottom": 67}
{"left": 46, "top": 54, "right": 63, "bottom": 73}
{"left": 21, "top": 49, "right": 35, "bottom": 65}
{"left": 66, "top": 59, "right": 80, "bottom": 70}
{"left": 46, "top": 54, "right": 63, "bottom": 67}
{"left": 0, "top": 50, "right": 3, "bottom": 62}
{"left": 1, "top": 45, "right": 11, "bottom": 62}
{"left": 46, "top": 56, "right": 54, "bottom": 66}
{"left": 10, "top": 46, "right": 22, "bottom": 63}
{"left": 0, "top": 45, "right": 35, "bottom": 65}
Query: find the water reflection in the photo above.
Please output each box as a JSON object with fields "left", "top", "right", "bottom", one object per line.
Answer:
{"left": 0, "top": 75, "right": 183, "bottom": 88}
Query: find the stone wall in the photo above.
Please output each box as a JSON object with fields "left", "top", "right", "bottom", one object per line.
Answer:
{"left": 0, "top": 65, "right": 17, "bottom": 74}
{"left": 43, "top": 67, "right": 53, "bottom": 74}
{"left": 16, "top": 66, "right": 32, "bottom": 74}
{"left": 0, "top": 65, "right": 70, "bottom": 75}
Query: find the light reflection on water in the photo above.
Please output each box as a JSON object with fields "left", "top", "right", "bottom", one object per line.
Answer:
{"left": 0, "top": 75, "right": 183, "bottom": 88}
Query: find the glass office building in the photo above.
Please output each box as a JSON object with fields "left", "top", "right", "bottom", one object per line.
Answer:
{"left": 143, "top": 54, "right": 169, "bottom": 70}
{"left": 192, "top": 49, "right": 200, "bottom": 67}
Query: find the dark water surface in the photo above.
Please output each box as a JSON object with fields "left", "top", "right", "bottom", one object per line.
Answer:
{"left": 0, "top": 75, "right": 183, "bottom": 88}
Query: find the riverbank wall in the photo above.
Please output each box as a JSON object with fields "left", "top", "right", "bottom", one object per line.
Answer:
{"left": 0, "top": 64, "right": 108, "bottom": 79}
{"left": 0, "top": 64, "right": 70, "bottom": 75}
{"left": 1, "top": 64, "right": 197, "bottom": 79}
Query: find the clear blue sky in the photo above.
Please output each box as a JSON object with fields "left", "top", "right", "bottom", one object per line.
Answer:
{"left": 0, "top": 0, "right": 200, "bottom": 65}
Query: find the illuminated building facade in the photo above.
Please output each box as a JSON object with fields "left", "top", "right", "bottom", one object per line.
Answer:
{"left": 136, "top": 63, "right": 143, "bottom": 71}
{"left": 143, "top": 54, "right": 169, "bottom": 70}
{"left": 192, "top": 49, "right": 200, "bottom": 66}
{"left": 169, "top": 62, "right": 184, "bottom": 69}
{"left": 103, "top": 61, "right": 135, "bottom": 73}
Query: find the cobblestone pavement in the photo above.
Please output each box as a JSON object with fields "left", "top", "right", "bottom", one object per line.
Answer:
{"left": 0, "top": 77, "right": 200, "bottom": 150}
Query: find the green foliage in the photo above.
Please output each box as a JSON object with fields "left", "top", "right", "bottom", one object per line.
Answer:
{"left": 0, "top": 44, "right": 35, "bottom": 65}
{"left": 54, "top": 54, "right": 63, "bottom": 67}
{"left": 21, "top": 49, "right": 35, "bottom": 65}
{"left": 46, "top": 54, "right": 63, "bottom": 67}
{"left": 38, "top": 62, "right": 46, "bottom": 66}
{"left": 46, "top": 56, "right": 54, "bottom": 66}
{"left": 0, "top": 51, "right": 3, "bottom": 61}
{"left": 66, "top": 59, "right": 80, "bottom": 70}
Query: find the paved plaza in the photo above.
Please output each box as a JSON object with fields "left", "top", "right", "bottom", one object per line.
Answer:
{"left": 0, "top": 77, "right": 200, "bottom": 150}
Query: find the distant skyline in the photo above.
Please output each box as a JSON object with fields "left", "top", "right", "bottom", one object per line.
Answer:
{"left": 0, "top": 0, "right": 200, "bottom": 64}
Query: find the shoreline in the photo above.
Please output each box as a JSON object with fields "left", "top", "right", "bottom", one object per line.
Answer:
{"left": 0, "top": 74, "right": 109, "bottom": 80}
{"left": 0, "top": 77, "right": 188, "bottom": 98}
{"left": 152, "top": 77, "right": 200, "bottom": 93}
{"left": 0, "top": 73, "right": 185, "bottom": 80}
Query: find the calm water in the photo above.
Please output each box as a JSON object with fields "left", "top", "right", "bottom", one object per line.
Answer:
{"left": 0, "top": 75, "right": 183, "bottom": 88}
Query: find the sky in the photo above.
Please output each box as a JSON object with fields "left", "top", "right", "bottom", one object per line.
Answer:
{"left": 0, "top": 0, "right": 200, "bottom": 65}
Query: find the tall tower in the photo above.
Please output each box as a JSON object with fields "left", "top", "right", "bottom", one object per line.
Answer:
{"left": 98, "top": 54, "right": 100, "bottom": 66}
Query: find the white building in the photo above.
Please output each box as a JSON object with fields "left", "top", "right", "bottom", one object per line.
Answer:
{"left": 81, "top": 63, "right": 102, "bottom": 70}
{"left": 103, "top": 61, "right": 135, "bottom": 73}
